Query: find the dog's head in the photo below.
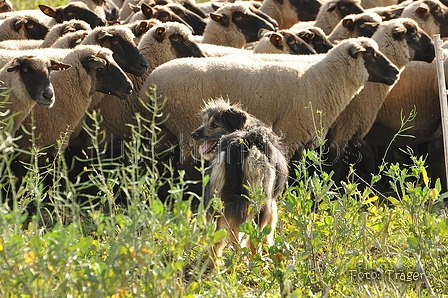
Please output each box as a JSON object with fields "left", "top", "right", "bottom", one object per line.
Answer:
{"left": 191, "top": 99, "right": 250, "bottom": 158}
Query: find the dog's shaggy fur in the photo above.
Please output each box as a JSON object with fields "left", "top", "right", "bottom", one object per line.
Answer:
{"left": 191, "top": 98, "right": 288, "bottom": 269}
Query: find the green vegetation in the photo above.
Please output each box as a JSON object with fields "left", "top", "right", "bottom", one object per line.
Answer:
{"left": 0, "top": 84, "right": 446, "bottom": 297}
{"left": 10, "top": 0, "right": 67, "bottom": 11}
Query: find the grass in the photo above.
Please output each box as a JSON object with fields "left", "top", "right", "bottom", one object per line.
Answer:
{"left": 10, "top": 0, "right": 67, "bottom": 11}
{"left": 0, "top": 85, "right": 446, "bottom": 297}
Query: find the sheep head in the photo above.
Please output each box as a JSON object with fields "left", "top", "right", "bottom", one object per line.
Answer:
{"left": 39, "top": 3, "right": 106, "bottom": 28}
{"left": 6, "top": 56, "right": 70, "bottom": 108}
{"left": 81, "top": 52, "right": 133, "bottom": 100}
{"left": 12, "top": 16, "right": 49, "bottom": 40}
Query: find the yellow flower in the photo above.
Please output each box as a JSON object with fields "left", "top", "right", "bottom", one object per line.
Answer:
{"left": 24, "top": 251, "right": 36, "bottom": 265}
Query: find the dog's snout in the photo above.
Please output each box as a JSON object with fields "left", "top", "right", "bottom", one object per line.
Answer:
{"left": 191, "top": 130, "right": 200, "bottom": 140}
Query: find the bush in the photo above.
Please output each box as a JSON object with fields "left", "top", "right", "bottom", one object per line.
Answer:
{"left": 0, "top": 86, "right": 446, "bottom": 297}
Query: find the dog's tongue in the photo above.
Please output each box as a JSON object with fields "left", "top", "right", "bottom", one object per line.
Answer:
{"left": 201, "top": 141, "right": 215, "bottom": 154}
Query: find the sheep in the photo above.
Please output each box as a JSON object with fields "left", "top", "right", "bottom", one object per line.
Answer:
{"left": 401, "top": 0, "right": 448, "bottom": 37}
{"left": 201, "top": 2, "right": 278, "bottom": 49}
{"left": 361, "top": 0, "right": 398, "bottom": 9}
{"left": 366, "top": 4, "right": 405, "bottom": 21}
{"left": 125, "top": 19, "right": 162, "bottom": 44}
{"left": 127, "top": 3, "right": 196, "bottom": 34}
{"left": 16, "top": 45, "right": 133, "bottom": 153}
{"left": 80, "top": 26, "right": 149, "bottom": 76}
{"left": 289, "top": 0, "right": 365, "bottom": 35}
{"left": 365, "top": 50, "right": 448, "bottom": 147}
{"left": 0, "top": 0, "right": 13, "bottom": 13}
{"left": 0, "top": 55, "right": 71, "bottom": 135}
{"left": 164, "top": 3, "right": 207, "bottom": 35}
{"left": 324, "top": 18, "right": 435, "bottom": 182}
{"left": 194, "top": 43, "right": 250, "bottom": 57}
{"left": 70, "top": 0, "right": 107, "bottom": 20}
{"left": 362, "top": 0, "right": 448, "bottom": 147}
{"left": 104, "top": 0, "right": 120, "bottom": 23}
{"left": 259, "top": 0, "right": 321, "bottom": 29}
{"left": 328, "top": 12, "right": 383, "bottom": 43}
{"left": 82, "top": 22, "right": 205, "bottom": 147}
{"left": 293, "top": 26, "right": 334, "bottom": 53}
{"left": 0, "top": 20, "right": 91, "bottom": 50}
{"left": 0, "top": 39, "right": 43, "bottom": 50}
{"left": 38, "top": 2, "right": 107, "bottom": 29}
{"left": 0, "top": 48, "right": 73, "bottom": 68}
{"left": 175, "top": 0, "right": 208, "bottom": 19}
{"left": 128, "top": 3, "right": 207, "bottom": 35}
{"left": 140, "top": 37, "right": 400, "bottom": 161}
{"left": 52, "top": 30, "right": 90, "bottom": 48}
{"left": 253, "top": 29, "right": 316, "bottom": 54}
{"left": 119, "top": 0, "right": 141, "bottom": 21}
{"left": 40, "top": 20, "right": 91, "bottom": 48}
{"left": 0, "top": 15, "right": 49, "bottom": 42}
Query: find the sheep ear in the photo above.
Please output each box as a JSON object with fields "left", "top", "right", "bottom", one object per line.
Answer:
{"left": 50, "top": 60, "right": 72, "bottom": 71}
{"left": 153, "top": 26, "right": 166, "bottom": 43}
{"left": 211, "top": 3, "right": 222, "bottom": 11}
{"left": 415, "top": 5, "right": 429, "bottom": 17}
{"left": 392, "top": 26, "right": 407, "bottom": 39}
{"left": 92, "top": 0, "right": 105, "bottom": 5}
{"left": 141, "top": 3, "right": 154, "bottom": 19}
{"left": 6, "top": 58, "right": 21, "bottom": 72}
{"left": 83, "top": 56, "right": 107, "bottom": 70}
{"left": 97, "top": 29, "right": 113, "bottom": 42}
{"left": 327, "top": 3, "right": 337, "bottom": 12}
{"left": 210, "top": 13, "right": 229, "bottom": 27}
{"left": 128, "top": 3, "right": 141, "bottom": 13}
{"left": 348, "top": 44, "right": 366, "bottom": 58}
{"left": 157, "top": 10, "right": 172, "bottom": 22}
{"left": 38, "top": 4, "right": 56, "bottom": 18}
{"left": 270, "top": 32, "right": 283, "bottom": 49}
{"left": 297, "top": 31, "right": 314, "bottom": 42}
{"left": 136, "top": 21, "right": 149, "bottom": 34}
{"left": 258, "top": 28, "right": 270, "bottom": 39}
{"left": 63, "top": 25, "right": 76, "bottom": 34}
{"left": 13, "top": 17, "right": 27, "bottom": 32}
{"left": 342, "top": 17, "right": 356, "bottom": 31}
{"left": 221, "top": 108, "right": 247, "bottom": 132}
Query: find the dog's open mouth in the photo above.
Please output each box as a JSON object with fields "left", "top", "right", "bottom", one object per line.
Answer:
{"left": 201, "top": 140, "right": 218, "bottom": 155}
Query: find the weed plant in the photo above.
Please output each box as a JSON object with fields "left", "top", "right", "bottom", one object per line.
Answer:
{"left": 0, "top": 84, "right": 446, "bottom": 297}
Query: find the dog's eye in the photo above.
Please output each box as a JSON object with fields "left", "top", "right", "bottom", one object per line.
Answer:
{"left": 211, "top": 123, "right": 218, "bottom": 128}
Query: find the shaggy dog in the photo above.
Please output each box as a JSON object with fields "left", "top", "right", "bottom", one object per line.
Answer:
{"left": 191, "top": 98, "right": 288, "bottom": 269}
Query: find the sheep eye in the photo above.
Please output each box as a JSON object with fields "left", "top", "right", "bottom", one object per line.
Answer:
{"left": 111, "top": 39, "right": 119, "bottom": 45}
{"left": 27, "top": 24, "right": 34, "bottom": 29}
{"left": 339, "top": 5, "right": 346, "bottom": 10}
{"left": 234, "top": 14, "right": 243, "bottom": 21}
{"left": 67, "top": 12, "right": 74, "bottom": 16}
{"left": 22, "top": 67, "right": 28, "bottom": 73}
{"left": 170, "top": 35, "right": 181, "bottom": 42}
{"left": 359, "top": 24, "right": 365, "bottom": 28}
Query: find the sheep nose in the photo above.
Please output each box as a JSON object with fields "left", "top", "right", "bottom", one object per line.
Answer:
{"left": 92, "top": 18, "right": 107, "bottom": 28}
{"left": 126, "top": 84, "right": 133, "bottom": 95}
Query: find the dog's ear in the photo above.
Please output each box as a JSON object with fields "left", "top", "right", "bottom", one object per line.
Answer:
{"left": 221, "top": 108, "right": 247, "bottom": 132}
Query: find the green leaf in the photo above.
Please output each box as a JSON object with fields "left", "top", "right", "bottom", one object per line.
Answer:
{"left": 363, "top": 195, "right": 378, "bottom": 205}
{"left": 213, "top": 229, "right": 227, "bottom": 244}
{"left": 290, "top": 289, "right": 303, "bottom": 298}
{"left": 407, "top": 236, "right": 419, "bottom": 251}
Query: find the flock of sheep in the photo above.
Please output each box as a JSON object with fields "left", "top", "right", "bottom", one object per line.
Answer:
{"left": 0, "top": 0, "right": 446, "bottom": 197}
